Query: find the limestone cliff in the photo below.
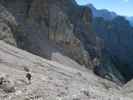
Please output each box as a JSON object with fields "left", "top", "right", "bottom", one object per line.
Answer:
{"left": 0, "top": 0, "right": 96, "bottom": 68}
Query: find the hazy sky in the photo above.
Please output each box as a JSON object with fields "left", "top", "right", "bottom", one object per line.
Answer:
{"left": 75, "top": 0, "right": 133, "bottom": 16}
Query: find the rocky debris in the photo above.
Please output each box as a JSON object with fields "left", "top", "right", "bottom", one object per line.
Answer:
{"left": 121, "top": 79, "right": 133, "bottom": 98}
{"left": 93, "top": 57, "right": 125, "bottom": 85}
{"left": 0, "top": 41, "right": 132, "bottom": 100}
{"left": 0, "top": 73, "right": 15, "bottom": 93}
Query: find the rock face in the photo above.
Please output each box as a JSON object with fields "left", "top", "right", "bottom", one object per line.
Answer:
{"left": 92, "top": 16, "right": 133, "bottom": 82}
{"left": 0, "top": 40, "right": 132, "bottom": 100}
{"left": 0, "top": 0, "right": 97, "bottom": 68}
{"left": 0, "top": 4, "right": 17, "bottom": 45}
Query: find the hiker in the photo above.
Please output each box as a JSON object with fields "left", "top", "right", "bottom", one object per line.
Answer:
{"left": 24, "top": 67, "right": 32, "bottom": 84}
{"left": 26, "top": 71, "right": 32, "bottom": 84}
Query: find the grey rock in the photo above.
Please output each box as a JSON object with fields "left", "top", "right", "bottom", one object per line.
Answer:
{"left": 0, "top": 74, "right": 15, "bottom": 93}
{"left": 0, "top": 4, "right": 17, "bottom": 45}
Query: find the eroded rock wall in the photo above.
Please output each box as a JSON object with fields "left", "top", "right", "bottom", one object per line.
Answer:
{"left": 0, "top": 0, "right": 97, "bottom": 68}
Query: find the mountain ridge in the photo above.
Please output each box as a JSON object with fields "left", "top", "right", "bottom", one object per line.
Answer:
{"left": 87, "top": 4, "right": 117, "bottom": 20}
{"left": 87, "top": 3, "right": 133, "bottom": 24}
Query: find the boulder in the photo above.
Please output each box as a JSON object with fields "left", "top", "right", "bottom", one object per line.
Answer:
{"left": 0, "top": 74, "right": 15, "bottom": 93}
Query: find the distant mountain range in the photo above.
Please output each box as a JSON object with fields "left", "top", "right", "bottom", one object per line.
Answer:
{"left": 87, "top": 4, "right": 117, "bottom": 20}
{"left": 87, "top": 4, "right": 133, "bottom": 26}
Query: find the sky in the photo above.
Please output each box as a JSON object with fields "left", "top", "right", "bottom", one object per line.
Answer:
{"left": 75, "top": 0, "right": 133, "bottom": 16}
